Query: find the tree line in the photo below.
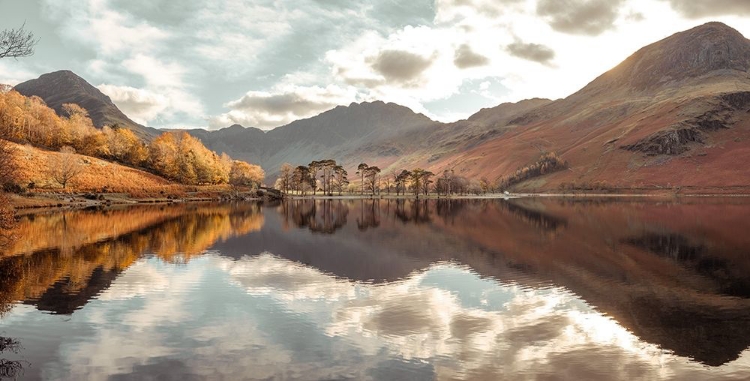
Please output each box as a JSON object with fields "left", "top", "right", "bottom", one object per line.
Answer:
{"left": 0, "top": 88, "right": 264, "bottom": 189}
{"left": 274, "top": 161, "right": 495, "bottom": 198}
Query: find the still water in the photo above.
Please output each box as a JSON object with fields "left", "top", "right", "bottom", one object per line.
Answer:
{"left": 1, "top": 198, "right": 750, "bottom": 380}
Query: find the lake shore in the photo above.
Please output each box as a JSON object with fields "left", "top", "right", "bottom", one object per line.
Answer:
{"left": 4, "top": 190, "right": 263, "bottom": 214}
{"left": 7, "top": 187, "right": 750, "bottom": 215}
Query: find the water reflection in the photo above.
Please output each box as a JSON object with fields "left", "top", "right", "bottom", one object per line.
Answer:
{"left": 0, "top": 198, "right": 750, "bottom": 379}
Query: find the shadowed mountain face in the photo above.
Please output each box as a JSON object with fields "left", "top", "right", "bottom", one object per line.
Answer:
{"left": 187, "top": 100, "right": 440, "bottom": 175}
{"left": 13, "top": 22, "right": 750, "bottom": 189}
{"left": 14, "top": 70, "right": 159, "bottom": 140}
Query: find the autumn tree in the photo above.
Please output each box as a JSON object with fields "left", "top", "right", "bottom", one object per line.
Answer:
{"left": 229, "top": 160, "right": 264, "bottom": 188}
{"left": 0, "top": 23, "right": 38, "bottom": 59}
{"left": 0, "top": 139, "right": 17, "bottom": 189}
{"left": 279, "top": 163, "right": 294, "bottom": 194}
{"left": 49, "top": 146, "right": 84, "bottom": 189}
{"left": 293, "top": 165, "right": 311, "bottom": 196}
{"left": 148, "top": 132, "right": 179, "bottom": 180}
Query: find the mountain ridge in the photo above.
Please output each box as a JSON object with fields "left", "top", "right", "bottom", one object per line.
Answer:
{"left": 14, "top": 70, "right": 159, "bottom": 140}
{"left": 11, "top": 21, "right": 750, "bottom": 189}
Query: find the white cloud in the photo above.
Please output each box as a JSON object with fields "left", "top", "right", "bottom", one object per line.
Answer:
{"left": 97, "top": 84, "right": 170, "bottom": 125}
{"left": 0, "top": 62, "right": 38, "bottom": 86}
{"left": 13, "top": 0, "right": 750, "bottom": 129}
{"left": 209, "top": 84, "right": 359, "bottom": 129}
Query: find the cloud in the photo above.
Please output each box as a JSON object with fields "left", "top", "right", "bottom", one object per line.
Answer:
{"left": 454, "top": 44, "right": 490, "bottom": 68}
{"left": 661, "top": 0, "right": 750, "bottom": 18}
{"left": 371, "top": 49, "right": 435, "bottom": 83}
{"left": 97, "top": 84, "right": 170, "bottom": 125}
{"left": 121, "top": 54, "right": 204, "bottom": 121}
{"left": 536, "top": 0, "right": 625, "bottom": 36}
{"left": 506, "top": 41, "right": 556, "bottom": 65}
{"left": 209, "top": 84, "right": 358, "bottom": 129}
{"left": 435, "top": 0, "right": 524, "bottom": 23}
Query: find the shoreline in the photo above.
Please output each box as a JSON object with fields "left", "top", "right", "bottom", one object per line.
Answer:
{"left": 7, "top": 190, "right": 750, "bottom": 215}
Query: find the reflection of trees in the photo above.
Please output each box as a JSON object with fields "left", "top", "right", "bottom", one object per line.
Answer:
{"left": 0, "top": 203, "right": 264, "bottom": 315}
{"left": 0, "top": 336, "right": 24, "bottom": 379}
{"left": 394, "top": 199, "right": 431, "bottom": 225}
{"left": 357, "top": 199, "right": 380, "bottom": 231}
{"left": 435, "top": 199, "right": 465, "bottom": 225}
{"left": 280, "top": 200, "right": 349, "bottom": 234}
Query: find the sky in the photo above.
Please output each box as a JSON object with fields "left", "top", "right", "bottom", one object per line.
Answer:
{"left": 1, "top": 0, "right": 750, "bottom": 131}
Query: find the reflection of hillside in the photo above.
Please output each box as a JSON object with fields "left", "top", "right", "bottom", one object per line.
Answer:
{"left": 242, "top": 199, "right": 750, "bottom": 367}
{"left": 428, "top": 199, "right": 750, "bottom": 366}
{"left": 0, "top": 203, "right": 264, "bottom": 315}
{"left": 502, "top": 200, "right": 567, "bottom": 233}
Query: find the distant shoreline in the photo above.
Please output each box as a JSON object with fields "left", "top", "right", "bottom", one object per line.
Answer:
{"left": 7, "top": 190, "right": 750, "bottom": 215}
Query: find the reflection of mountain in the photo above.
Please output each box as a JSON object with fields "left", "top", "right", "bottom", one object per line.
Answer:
{"left": 3, "top": 199, "right": 750, "bottom": 367}
{"left": 0, "top": 203, "right": 264, "bottom": 315}
{"left": 213, "top": 199, "right": 750, "bottom": 366}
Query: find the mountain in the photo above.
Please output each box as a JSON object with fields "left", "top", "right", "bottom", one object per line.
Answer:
{"left": 14, "top": 70, "right": 158, "bottom": 140}
{"left": 421, "top": 21, "right": 750, "bottom": 190}
{"left": 188, "top": 100, "right": 440, "bottom": 174}
{"left": 13, "top": 22, "right": 750, "bottom": 190}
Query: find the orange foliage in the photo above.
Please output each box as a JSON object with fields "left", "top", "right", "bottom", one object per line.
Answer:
{"left": 0, "top": 203, "right": 264, "bottom": 314}
{"left": 0, "top": 90, "right": 264, "bottom": 189}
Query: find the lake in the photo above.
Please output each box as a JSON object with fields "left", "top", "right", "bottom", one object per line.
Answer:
{"left": 1, "top": 198, "right": 750, "bottom": 380}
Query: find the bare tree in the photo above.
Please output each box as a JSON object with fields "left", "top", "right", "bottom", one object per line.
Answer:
{"left": 0, "top": 23, "right": 38, "bottom": 59}
{"left": 49, "top": 146, "right": 84, "bottom": 189}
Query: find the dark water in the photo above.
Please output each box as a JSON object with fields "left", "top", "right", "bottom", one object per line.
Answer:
{"left": 1, "top": 198, "right": 750, "bottom": 380}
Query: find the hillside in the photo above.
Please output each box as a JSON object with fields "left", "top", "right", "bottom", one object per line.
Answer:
{"left": 189, "top": 100, "right": 440, "bottom": 174}
{"left": 14, "top": 70, "right": 159, "bottom": 140}
{"left": 420, "top": 22, "right": 750, "bottom": 190}
{"left": 5, "top": 139, "right": 175, "bottom": 194}
{"left": 12, "top": 22, "right": 750, "bottom": 191}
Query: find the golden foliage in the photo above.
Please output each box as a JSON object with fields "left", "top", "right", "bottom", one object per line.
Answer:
{"left": 0, "top": 203, "right": 264, "bottom": 314}
{"left": 0, "top": 90, "right": 264, "bottom": 189}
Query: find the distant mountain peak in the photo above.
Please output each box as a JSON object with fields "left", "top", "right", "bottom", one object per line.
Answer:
{"left": 589, "top": 21, "right": 750, "bottom": 94}
{"left": 14, "top": 70, "right": 156, "bottom": 139}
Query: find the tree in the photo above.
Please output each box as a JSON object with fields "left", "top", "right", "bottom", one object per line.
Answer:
{"left": 318, "top": 159, "right": 336, "bottom": 195}
{"left": 0, "top": 23, "right": 38, "bottom": 59}
{"left": 49, "top": 146, "right": 84, "bottom": 189}
{"left": 0, "top": 139, "right": 17, "bottom": 189}
{"left": 229, "top": 160, "right": 264, "bottom": 188}
{"left": 308, "top": 160, "right": 321, "bottom": 195}
{"left": 279, "top": 163, "right": 293, "bottom": 194}
{"left": 357, "top": 163, "right": 368, "bottom": 195}
{"left": 332, "top": 165, "right": 348, "bottom": 196}
{"left": 395, "top": 170, "right": 410, "bottom": 196}
{"left": 293, "top": 165, "right": 311, "bottom": 196}
{"left": 408, "top": 168, "right": 432, "bottom": 198}
{"left": 365, "top": 166, "right": 380, "bottom": 195}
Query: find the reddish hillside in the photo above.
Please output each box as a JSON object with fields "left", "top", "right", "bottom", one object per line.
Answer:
{"left": 413, "top": 22, "right": 750, "bottom": 191}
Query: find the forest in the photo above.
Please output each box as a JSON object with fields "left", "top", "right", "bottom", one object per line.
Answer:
{"left": 0, "top": 87, "right": 264, "bottom": 191}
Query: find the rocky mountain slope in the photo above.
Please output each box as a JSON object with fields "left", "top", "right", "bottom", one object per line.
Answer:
{"left": 14, "top": 70, "right": 158, "bottom": 140}
{"left": 188, "top": 100, "right": 440, "bottom": 174}
{"left": 424, "top": 22, "right": 750, "bottom": 190}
